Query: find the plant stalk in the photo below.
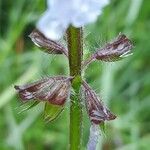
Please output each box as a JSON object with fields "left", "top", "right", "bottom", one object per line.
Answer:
{"left": 67, "top": 26, "right": 83, "bottom": 150}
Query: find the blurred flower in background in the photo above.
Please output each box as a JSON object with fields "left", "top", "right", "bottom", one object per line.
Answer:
{"left": 37, "top": 0, "right": 109, "bottom": 40}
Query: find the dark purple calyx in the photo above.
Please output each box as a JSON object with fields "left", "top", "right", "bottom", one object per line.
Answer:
{"left": 82, "top": 80, "right": 116, "bottom": 124}
{"left": 14, "top": 76, "right": 73, "bottom": 106}
{"left": 29, "top": 29, "right": 68, "bottom": 56}
{"left": 94, "top": 33, "right": 133, "bottom": 62}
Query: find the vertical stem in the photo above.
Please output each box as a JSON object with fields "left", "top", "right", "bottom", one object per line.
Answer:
{"left": 67, "top": 26, "right": 83, "bottom": 150}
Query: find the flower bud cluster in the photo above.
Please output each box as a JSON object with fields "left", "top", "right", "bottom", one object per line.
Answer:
{"left": 15, "top": 30, "right": 133, "bottom": 124}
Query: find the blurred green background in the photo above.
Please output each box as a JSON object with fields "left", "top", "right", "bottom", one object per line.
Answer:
{"left": 0, "top": 0, "right": 150, "bottom": 150}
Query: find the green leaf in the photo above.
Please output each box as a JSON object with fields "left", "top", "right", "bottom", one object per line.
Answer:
{"left": 44, "top": 102, "right": 64, "bottom": 123}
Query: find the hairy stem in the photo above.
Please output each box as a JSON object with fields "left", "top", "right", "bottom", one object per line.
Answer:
{"left": 67, "top": 26, "right": 83, "bottom": 150}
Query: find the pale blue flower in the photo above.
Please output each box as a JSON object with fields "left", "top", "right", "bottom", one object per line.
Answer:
{"left": 37, "top": 0, "right": 109, "bottom": 40}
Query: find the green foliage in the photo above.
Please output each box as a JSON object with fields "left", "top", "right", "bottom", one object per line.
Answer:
{"left": 0, "top": 0, "right": 150, "bottom": 149}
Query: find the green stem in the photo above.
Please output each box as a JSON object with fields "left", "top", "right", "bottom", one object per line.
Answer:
{"left": 67, "top": 26, "right": 83, "bottom": 150}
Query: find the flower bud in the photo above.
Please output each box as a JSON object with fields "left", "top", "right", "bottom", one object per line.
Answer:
{"left": 29, "top": 29, "right": 68, "bottom": 56}
{"left": 14, "top": 76, "right": 72, "bottom": 106}
{"left": 94, "top": 33, "right": 133, "bottom": 62}
{"left": 82, "top": 81, "right": 116, "bottom": 124}
{"left": 87, "top": 124, "right": 100, "bottom": 150}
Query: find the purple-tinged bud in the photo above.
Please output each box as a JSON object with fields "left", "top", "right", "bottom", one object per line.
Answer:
{"left": 14, "top": 76, "right": 72, "bottom": 106}
{"left": 87, "top": 124, "right": 100, "bottom": 150}
{"left": 82, "top": 81, "right": 116, "bottom": 124}
{"left": 94, "top": 33, "right": 133, "bottom": 62}
{"left": 29, "top": 29, "right": 68, "bottom": 56}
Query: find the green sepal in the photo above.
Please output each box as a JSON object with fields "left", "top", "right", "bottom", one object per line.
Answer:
{"left": 99, "top": 122, "right": 106, "bottom": 134}
{"left": 44, "top": 102, "right": 64, "bottom": 123}
{"left": 18, "top": 101, "right": 40, "bottom": 114}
